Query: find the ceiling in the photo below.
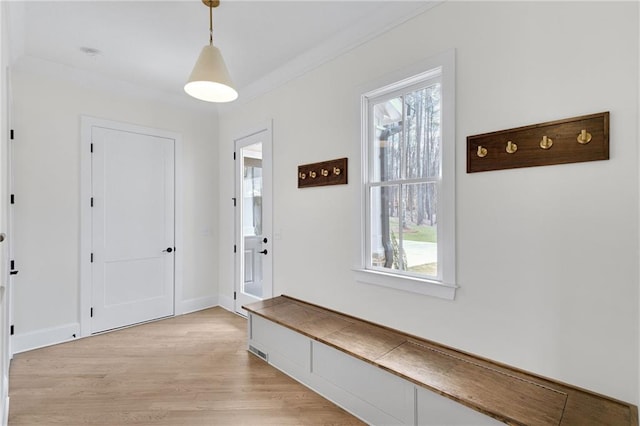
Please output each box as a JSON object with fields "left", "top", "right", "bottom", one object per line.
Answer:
{"left": 7, "top": 1, "right": 435, "bottom": 109}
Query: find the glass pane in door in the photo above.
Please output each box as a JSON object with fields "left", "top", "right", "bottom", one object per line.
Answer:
{"left": 241, "top": 142, "right": 263, "bottom": 298}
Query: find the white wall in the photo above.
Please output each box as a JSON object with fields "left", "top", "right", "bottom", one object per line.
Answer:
{"left": 10, "top": 66, "right": 220, "bottom": 348}
{"left": 218, "top": 1, "right": 639, "bottom": 405}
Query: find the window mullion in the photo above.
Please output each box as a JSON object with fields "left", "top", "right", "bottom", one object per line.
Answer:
{"left": 398, "top": 183, "right": 405, "bottom": 271}
{"left": 367, "top": 102, "right": 375, "bottom": 183}
{"left": 398, "top": 93, "right": 407, "bottom": 271}
{"left": 400, "top": 93, "right": 406, "bottom": 181}
{"left": 370, "top": 177, "right": 438, "bottom": 187}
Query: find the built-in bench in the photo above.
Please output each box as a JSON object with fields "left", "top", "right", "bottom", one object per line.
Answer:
{"left": 244, "top": 295, "right": 638, "bottom": 426}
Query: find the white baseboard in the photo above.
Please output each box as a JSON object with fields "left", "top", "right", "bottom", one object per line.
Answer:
{"left": 178, "top": 295, "right": 218, "bottom": 315}
{"left": 218, "top": 294, "right": 234, "bottom": 312}
{"left": 2, "top": 374, "right": 8, "bottom": 426}
{"left": 12, "top": 322, "right": 80, "bottom": 354}
{"left": 2, "top": 396, "right": 8, "bottom": 426}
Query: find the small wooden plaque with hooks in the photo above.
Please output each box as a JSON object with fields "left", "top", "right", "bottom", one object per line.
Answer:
{"left": 467, "top": 112, "right": 609, "bottom": 173}
{"left": 298, "top": 158, "right": 348, "bottom": 188}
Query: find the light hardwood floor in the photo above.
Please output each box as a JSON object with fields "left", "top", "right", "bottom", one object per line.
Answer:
{"left": 8, "top": 307, "right": 364, "bottom": 425}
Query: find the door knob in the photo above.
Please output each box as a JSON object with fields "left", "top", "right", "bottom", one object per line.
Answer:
{"left": 163, "top": 247, "right": 173, "bottom": 253}
{"left": 259, "top": 249, "right": 268, "bottom": 255}
{"left": 263, "top": 237, "right": 268, "bottom": 244}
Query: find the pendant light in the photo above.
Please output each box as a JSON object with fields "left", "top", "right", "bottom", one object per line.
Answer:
{"left": 185, "top": 0, "right": 238, "bottom": 103}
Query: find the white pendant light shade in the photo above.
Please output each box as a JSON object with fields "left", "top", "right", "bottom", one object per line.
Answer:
{"left": 185, "top": 44, "right": 238, "bottom": 103}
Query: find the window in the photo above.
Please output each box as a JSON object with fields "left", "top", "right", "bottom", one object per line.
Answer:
{"left": 357, "top": 51, "right": 456, "bottom": 299}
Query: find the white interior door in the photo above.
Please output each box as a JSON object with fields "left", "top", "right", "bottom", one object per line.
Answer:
{"left": 91, "top": 126, "right": 175, "bottom": 333}
{"left": 235, "top": 127, "right": 272, "bottom": 314}
{"left": 5, "top": 67, "right": 14, "bottom": 361}
{"left": 1, "top": 24, "right": 12, "bottom": 413}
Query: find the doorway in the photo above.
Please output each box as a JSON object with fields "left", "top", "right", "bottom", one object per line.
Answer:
{"left": 234, "top": 126, "right": 272, "bottom": 315}
{"left": 80, "top": 117, "right": 182, "bottom": 335}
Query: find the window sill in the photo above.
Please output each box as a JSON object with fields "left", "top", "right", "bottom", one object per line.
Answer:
{"left": 353, "top": 269, "right": 457, "bottom": 300}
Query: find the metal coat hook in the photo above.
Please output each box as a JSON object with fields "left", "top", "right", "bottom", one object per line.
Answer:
{"left": 540, "top": 136, "right": 553, "bottom": 150}
{"left": 577, "top": 129, "right": 592, "bottom": 144}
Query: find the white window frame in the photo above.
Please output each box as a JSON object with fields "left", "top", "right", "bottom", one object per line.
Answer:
{"left": 355, "top": 49, "right": 456, "bottom": 300}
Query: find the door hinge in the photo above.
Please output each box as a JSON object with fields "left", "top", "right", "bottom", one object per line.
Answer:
{"left": 233, "top": 244, "right": 237, "bottom": 253}
{"left": 234, "top": 291, "right": 237, "bottom": 300}
{"left": 10, "top": 194, "right": 14, "bottom": 205}
{"left": 90, "top": 143, "right": 94, "bottom": 153}
{"left": 90, "top": 197, "right": 94, "bottom": 207}
{"left": 90, "top": 253, "right": 94, "bottom": 263}
{"left": 90, "top": 307, "right": 94, "bottom": 318}
{"left": 232, "top": 197, "right": 236, "bottom": 207}
{"left": 10, "top": 129, "right": 14, "bottom": 140}
{"left": 10, "top": 325, "right": 14, "bottom": 336}
{"left": 233, "top": 152, "right": 236, "bottom": 160}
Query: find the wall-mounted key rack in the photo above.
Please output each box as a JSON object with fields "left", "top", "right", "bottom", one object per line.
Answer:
{"left": 298, "top": 157, "right": 348, "bottom": 188}
{"left": 467, "top": 112, "right": 609, "bottom": 173}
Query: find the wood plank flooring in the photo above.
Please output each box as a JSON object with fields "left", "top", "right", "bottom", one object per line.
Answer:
{"left": 8, "top": 307, "right": 364, "bottom": 425}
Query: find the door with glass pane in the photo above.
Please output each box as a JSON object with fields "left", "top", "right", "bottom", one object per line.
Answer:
{"left": 234, "top": 127, "right": 272, "bottom": 315}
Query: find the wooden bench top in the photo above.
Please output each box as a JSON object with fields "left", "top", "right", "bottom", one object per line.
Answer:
{"left": 244, "top": 295, "right": 638, "bottom": 426}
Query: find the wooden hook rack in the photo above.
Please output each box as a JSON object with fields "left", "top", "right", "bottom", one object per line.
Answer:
{"left": 298, "top": 158, "right": 348, "bottom": 188}
{"left": 467, "top": 112, "right": 609, "bottom": 173}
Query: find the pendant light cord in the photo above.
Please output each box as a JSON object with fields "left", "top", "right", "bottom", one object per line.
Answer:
{"left": 209, "top": 4, "right": 213, "bottom": 45}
